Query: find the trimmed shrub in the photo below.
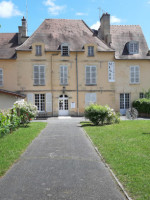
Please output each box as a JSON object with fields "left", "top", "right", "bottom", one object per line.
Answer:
{"left": 132, "top": 98, "right": 150, "bottom": 114}
{"left": 84, "top": 104, "right": 120, "bottom": 125}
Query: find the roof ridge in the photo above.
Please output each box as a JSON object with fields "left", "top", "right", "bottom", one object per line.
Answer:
{"left": 111, "top": 25, "right": 140, "bottom": 26}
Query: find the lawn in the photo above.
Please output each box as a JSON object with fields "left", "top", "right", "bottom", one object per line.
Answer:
{"left": 82, "top": 120, "right": 150, "bottom": 200}
{"left": 0, "top": 122, "right": 47, "bottom": 177}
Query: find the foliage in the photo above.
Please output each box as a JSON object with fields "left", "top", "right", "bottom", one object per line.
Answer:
{"left": 84, "top": 104, "right": 120, "bottom": 125}
{"left": 0, "top": 100, "right": 37, "bottom": 136}
{"left": 83, "top": 120, "right": 150, "bottom": 200}
{"left": 132, "top": 98, "right": 150, "bottom": 114}
{"left": 144, "top": 88, "right": 150, "bottom": 99}
{"left": 13, "top": 100, "right": 37, "bottom": 126}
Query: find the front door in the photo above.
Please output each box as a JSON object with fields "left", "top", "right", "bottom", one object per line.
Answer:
{"left": 120, "top": 93, "right": 130, "bottom": 115}
{"left": 58, "top": 95, "right": 69, "bottom": 116}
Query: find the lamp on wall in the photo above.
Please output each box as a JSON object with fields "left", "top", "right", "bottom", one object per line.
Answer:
{"left": 63, "top": 86, "right": 66, "bottom": 94}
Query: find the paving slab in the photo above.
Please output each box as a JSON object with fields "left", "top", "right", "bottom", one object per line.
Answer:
{"left": 0, "top": 117, "right": 126, "bottom": 200}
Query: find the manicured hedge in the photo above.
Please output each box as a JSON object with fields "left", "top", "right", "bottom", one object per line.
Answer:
{"left": 132, "top": 98, "right": 150, "bottom": 114}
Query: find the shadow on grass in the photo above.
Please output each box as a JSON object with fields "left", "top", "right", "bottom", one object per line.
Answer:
{"left": 142, "top": 132, "right": 150, "bottom": 135}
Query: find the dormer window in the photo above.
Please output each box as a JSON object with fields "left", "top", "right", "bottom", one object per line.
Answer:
{"left": 61, "top": 44, "right": 69, "bottom": 56}
{"left": 88, "top": 46, "right": 94, "bottom": 56}
{"left": 36, "top": 45, "right": 42, "bottom": 56}
{"left": 128, "top": 41, "right": 139, "bottom": 54}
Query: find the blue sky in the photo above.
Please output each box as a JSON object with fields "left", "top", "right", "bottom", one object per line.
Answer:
{"left": 0, "top": 0, "right": 150, "bottom": 48}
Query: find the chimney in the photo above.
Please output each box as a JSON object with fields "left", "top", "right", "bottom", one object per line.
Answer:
{"left": 98, "top": 13, "right": 112, "bottom": 46}
{"left": 18, "top": 17, "right": 28, "bottom": 45}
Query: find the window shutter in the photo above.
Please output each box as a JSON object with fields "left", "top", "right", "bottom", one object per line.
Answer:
{"left": 108, "top": 62, "right": 115, "bottom": 82}
{"left": 130, "top": 66, "right": 134, "bottom": 83}
{"left": 91, "top": 66, "right": 96, "bottom": 84}
{"left": 91, "top": 93, "right": 96, "bottom": 103}
{"left": 0, "top": 68, "right": 3, "bottom": 86}
{"left": 34, "top": 66, "right": 39, "bottom": 85}
{"left": 40, "top": 66, "right": 45, "bottom": 85}
{"left": 46, "top": 93, "right": 52, "bottom": 112}
{"left": 86, "top": 66, "right": 90, "bottom": 85}
{"left": 130, "top": 66, "right": 139, "bottom": 83}
{"left": 60, "top": 66, "right": 68, "bottom": 85}
{"left": 27, "top": 93, "right": 34, "bottom": 104}
{"left": 85, "top": 93, "right": 91, "bottom": 107}
{"left": 135, "top": 66, "right": 139, "bottom": 83}
{"left": 85, "top": 93, "right": 96, "bottom": 107}
{"left": 64, "top": 66, "right": 68, "bottom": 84}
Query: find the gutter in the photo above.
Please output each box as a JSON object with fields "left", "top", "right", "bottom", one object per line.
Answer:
{"left": 76, "top": 52, "right": 79, "bottom": 116}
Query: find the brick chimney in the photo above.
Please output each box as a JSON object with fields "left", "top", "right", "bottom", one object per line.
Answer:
{"left": 18, "top": 17, "right": 28, "bottom": 45}
{"left": 98, "top": 13, "right": 112, "bottom": 46}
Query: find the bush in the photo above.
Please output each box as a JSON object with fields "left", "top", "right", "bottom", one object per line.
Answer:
{"left": 0, "top": 100, "right": 37, "bottom": 136}
{"left": 84, "top": 104, "right": 120, "bottom": 125}
{"left": 13, "top": 100, "right": 37, "bottom": 126}
{"left": 132, "top": 98, "right": 150, "bottom": 114}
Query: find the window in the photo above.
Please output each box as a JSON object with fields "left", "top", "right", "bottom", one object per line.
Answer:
{"left": 61, "top": 44, "right": 69, "bottom": 56}
{"left": 36, "top": 45, "right": 42, "bottom": 56}
{"left": 35, "top": 94, "right": 45, "bottom": 111}
{"left": 85, "top": 66, "right": 96, "bottom": 85}
{"left": 0, "top": 68, "right": 3, "bottom": 86}
{"left": 60, "top": 66, "right": 68, "bottom": 85}
{"left": 129, "top": 41, "right": 139, "bottom": 54}
{"left": 88, "top": 46, "right": 94, "bottom": 56}
{"left": 139, "top": 92, "right": 145, "bottom": 99}
{"left": 34, "top": 65, "right": 45, "bottom": 86}
{"left": 130, "top": 66, "right": 140, "bottom": 84}
{"left": 85, "top": 93, "right": 96, "bottom": 106}
{"left": 108, "top": 62, "right": 115, "bottom": 82}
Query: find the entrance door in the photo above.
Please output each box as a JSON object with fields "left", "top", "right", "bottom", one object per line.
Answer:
{"left": 58, "top": 95, "right": 69, "bottom": 116}
{"left": 120, "top": 93, "right": 130, "bottom": 115}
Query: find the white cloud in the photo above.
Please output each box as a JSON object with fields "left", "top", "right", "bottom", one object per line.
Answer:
{"left": 90, "top": 15, "right": 121, "bottom": 30}
{"left": 76, "top": 12, "right": 87, "bottom": 16}
{"left": 110, "top": 16, "right": 121, "bottom": 24}
{"left": 0, "top": 1, "right": 22, "bottom": 18}
{"left": 90, "top": 21, "right": 100, "bottom": 30}
{"left": 44, "top": 0, "right": 65, "bottom": 15}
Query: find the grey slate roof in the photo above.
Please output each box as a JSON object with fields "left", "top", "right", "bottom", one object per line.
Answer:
{"left": 110, "top": 25, "right": 150, "bottom": 59}
{"left": 0, "top": 33, "right": 19, "bottom": 59}
{"left": 16, "top": 19, "right": 114, "bottom": 52}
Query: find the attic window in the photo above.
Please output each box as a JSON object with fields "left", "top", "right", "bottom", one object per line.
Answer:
{"left": 128, "top": 41, "right": 139, "bottom": 54}
{"left": 61, "top": 44, "right": 69, "bottom": 56}
{"left": 36, "top": 45, "right": 42, "bottom": 56}
{"left": 88, "top": 46, "right": 94, "bottom": 56}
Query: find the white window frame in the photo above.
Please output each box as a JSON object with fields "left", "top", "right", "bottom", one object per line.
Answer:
{"left": 61, "top": 44, "right": 69, "bottom": 56}
{"left": 88, "top": 46, "right": 94, "bottom": 56}
{"left": 60, "top": 65, "right": 68, "bottom": 85}
{"left": 35, "top": 94, "right": 45, "bottom": 112}
{"left": 36, "top": 45, "right": 42, "bottom": 56}
{"left": 129, "top": 41, "right": 139, "bottom": 54}
{"left": 130, "top": 65, "right": 140, "bottom": 84}
{"left": 0, "top": 68, "right": 3, "bottom": 86}
{"left": 33, "top": 65, "right": 45, "bottom": 86}
{"left": 85, "top": 65, "right": 96, "bottom": 85}
{"left": 108, "top": 62, "right": 115, "bottom": 82}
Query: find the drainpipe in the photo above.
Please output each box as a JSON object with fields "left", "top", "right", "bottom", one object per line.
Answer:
{"left": 76, "top": 52, "right": 79, "bottom": 116}
{"left": 51, "top": 54, "right": 58, "bottom": 117}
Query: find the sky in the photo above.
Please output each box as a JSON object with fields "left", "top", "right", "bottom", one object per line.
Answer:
{"left": 0, "top": 0, "right": 150, "bottom": 48}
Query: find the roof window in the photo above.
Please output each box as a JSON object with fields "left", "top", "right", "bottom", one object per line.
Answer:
{"left": 128, "top": 41, "right": 139, "bottom": 54}
{"left": 61, "top": 44, "right": 69, "bottom": 56}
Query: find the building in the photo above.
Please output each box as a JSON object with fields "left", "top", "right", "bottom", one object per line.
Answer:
{"left": 0, "top": 13, "right": 150, "bottom": 115}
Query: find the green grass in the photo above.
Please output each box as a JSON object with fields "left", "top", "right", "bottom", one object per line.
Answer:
{"left": 82, "top": 120, "right": 150, "bottom": 200}
{"left": 0, "top": 122, "right": 47, "bottom": 177}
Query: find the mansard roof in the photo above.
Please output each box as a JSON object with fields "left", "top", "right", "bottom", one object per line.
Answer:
{"left": 0, "top": 33, "right": 19, "bottom": 59}
{"left": 110, "top": 25, "right": 150, "bottom": 59}
{"left": 16, "top": 19, "right": 114, "bottom": 52}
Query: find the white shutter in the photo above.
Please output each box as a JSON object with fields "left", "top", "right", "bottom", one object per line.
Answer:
{"left": 34, "top": 65, "right": 39, "bottom": 85}
{"left": 60, "top": 66, "right": 68, "bottom": 85}
{"left": 91, "top": 93, "right": 96, "bottom": 103}
{"left": 85, "top": 93, "right": 91, "bottom": 107}
{"left": 64, "top": 66, "right": 68, "bottom": 84}
{"left": 130, "top": 66, "right": 139, "bottom": 83}
{"left": 108, "top": 62, "right": 115, "bottom": 82}
{"left": 46, "top": 93, "right": 52, "bottom": 112}
{"left": 135, "top": 66, "right": 139, "bottom": 83}
{"left": 27, "top": 93, "right": 34, "bottom": 104}
{"left": 85, "top": 66, "right": 90, "bottom": 85}
{"left": 91, "top": 66, "right": 96, "bottom": 84}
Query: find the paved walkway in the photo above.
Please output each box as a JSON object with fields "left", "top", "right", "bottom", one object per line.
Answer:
{"left": 0, "top": 117, "right": 126, "bottom": 200}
